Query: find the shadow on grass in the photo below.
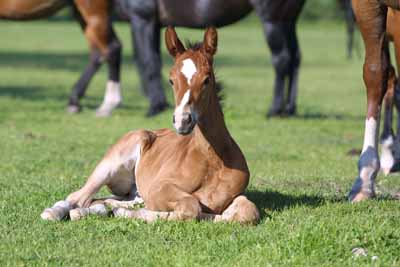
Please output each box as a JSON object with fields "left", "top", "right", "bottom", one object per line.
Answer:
{"left": 0, "top": 85, "right": 66, "bottom": 102}
{"left": 286, "top": 112, "right": 364, "bottom": 121}
{"left": 0, "top": 52, "right": 134, "bottom": 71}
{"left": 246, "top": 189, "right": 342, "bottom": 219}
{"left": 0, "top": 51, "right": 271, "bottom": 73}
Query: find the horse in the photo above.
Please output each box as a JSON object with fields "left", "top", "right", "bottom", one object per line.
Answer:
{"left": 348, "top": 0, "right": 400, "bottom": 202}
{"left": 337, "top": 0, "right": 358, "bottom": 59}
{"left": 377, "top": 8, "right": 400, "bottom": 175}
{"left": 0, "top": 0, "right": 135, "bottom": 117}
{"left": 40, "top": 27, "right": 260, "bottom": 224}
{"left": 116, "top": 0, "right": 306, "bottom": 118}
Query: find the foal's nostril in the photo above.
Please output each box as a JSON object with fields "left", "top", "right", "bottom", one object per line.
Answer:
{"left": 186, "top": 114, "right": 192, "bottom": 124}
{"left": 173, "top": 115, "right": 176, "bottom": 124}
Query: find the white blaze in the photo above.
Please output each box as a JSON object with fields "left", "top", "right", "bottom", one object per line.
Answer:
{"left": 362, "top": 118, "right": 378, "bottom": 153}
{"left": 174, "top": 90, "right": 191, "bottom": 129}
{"left": 181, "top": 59, "right": 197, "bottom": 85}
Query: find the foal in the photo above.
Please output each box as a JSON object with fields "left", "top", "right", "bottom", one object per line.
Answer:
{"left": 41, "top": 27, "right": 260, "bottom": 224}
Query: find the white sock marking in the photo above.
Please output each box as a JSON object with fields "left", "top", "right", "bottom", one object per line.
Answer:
{"left": 380, "top": 136, "right": 394, "bottom": 174}
{"left": 181, "top": 59, "right": 197, "bottom": 85}
{"left": 362, "top": 118, "right": 378, "bottom": 153}
{"left": 97, "top": 81, "right": 122, "bottom": 116}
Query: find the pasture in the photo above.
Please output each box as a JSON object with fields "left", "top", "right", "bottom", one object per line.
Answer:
{"left": 0, "top": 16, "right": 399, "bottom": 266}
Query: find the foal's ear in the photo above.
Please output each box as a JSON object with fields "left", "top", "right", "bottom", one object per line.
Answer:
{"left": 202, "top": 27, "right": 218, "bottom": 57}
{"left": 165, "top": 26, "right": 185, "bottom": 58}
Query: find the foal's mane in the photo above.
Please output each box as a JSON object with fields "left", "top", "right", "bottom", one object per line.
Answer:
{"left": 185, "top": 41, "right": 224, "bottom": 109}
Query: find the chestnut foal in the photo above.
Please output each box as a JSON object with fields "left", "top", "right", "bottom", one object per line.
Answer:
{"left": 41, "top": 27, "right": 260, "bottom": 224}
{"left": 349, "top": 0, "right": 400, "bottom": 201}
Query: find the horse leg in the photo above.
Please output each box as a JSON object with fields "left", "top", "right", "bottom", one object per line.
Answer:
{"left": 67, "top": 8, "right": 103, "bottom": 113}
{"left": 341, "top": 0, "right": 356, "bottom": 59}
{"left": 263, "top": 22, "right": 290, "bottom": 117}
{"left": 212, "top": 196, "right": 259, "bottom": 225}
{"left": 71, "top": 0, "right": 122, "bottom": 117}
{"left": 114, "top": 182, "right": 201, "bottom": 222}
{"left": 41, "top": 130, "right": 150, "bottom": 221}
{"left": 128, "top": 8, "right": 168, "bottom": 117}
{"left": 96, "top": 29, "right": 123, "bottom": 117}
{"left": 67, "top": 49, "right": 102, "bottom": 113}
{"left": 390, "top": 26, "right": 400, "bottom": 172}
{"left": 380, "top": 65, "right": 396, "bottom": 174}
{"left": 349, "top": 0, "right": 389, "bottom": 202}
{"left": 286, "top": 22, "right": 301, "bottom": 116}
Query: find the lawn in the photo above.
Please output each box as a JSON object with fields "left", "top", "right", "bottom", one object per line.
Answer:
{"left": 0, "top": 15, "right": 399, "bottom": 266}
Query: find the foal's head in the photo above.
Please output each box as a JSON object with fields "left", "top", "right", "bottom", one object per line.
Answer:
{"left": 165, "top": 26, "right": 218, "bottom": 135}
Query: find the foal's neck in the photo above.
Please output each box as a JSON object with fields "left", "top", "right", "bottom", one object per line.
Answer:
{"left": 193, "top": 88, "right": 232, "bottom": 156}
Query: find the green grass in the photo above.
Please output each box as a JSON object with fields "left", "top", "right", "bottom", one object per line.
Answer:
{"left": 0, "top": 17, "right": 399, "bottom": 266}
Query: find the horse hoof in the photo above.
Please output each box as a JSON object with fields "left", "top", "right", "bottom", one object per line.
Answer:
{"left": 66, "top": 105, "right": 81, "bottom": 114}
{"left": 69, "top": 209, "right": 84, "bottom": 221}
{"left": 266, "top": 109, "right": 283, "bottom": 118}
{"left": 349, "top": 192, "right": 374, "bottom": 203}
{"left": 96, "top": 107, "right": 112, "bottom": 118}
{"left": 146, "top": 102, "right": 169, "bottom": 117}
{"left": 40, "top": 209, "right": 58, "bottom": 221}
{"left": 285, "top": 106, "right": 297, "bottom": 117}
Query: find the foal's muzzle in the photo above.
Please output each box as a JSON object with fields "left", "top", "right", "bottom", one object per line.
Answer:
{"left": 173, "top": 112, "right": 196, "bottom": 135}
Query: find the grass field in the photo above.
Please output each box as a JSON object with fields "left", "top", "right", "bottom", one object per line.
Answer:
{"left": 1, "top": 16, "right": 400, "bottom": 266}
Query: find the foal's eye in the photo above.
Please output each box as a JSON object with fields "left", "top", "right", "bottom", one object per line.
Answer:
{"left": 169, "top": 79, "right": 174, "bottom": 86}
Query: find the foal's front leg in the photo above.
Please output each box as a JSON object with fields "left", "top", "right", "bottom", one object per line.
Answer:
{"left": 41, "top": 159, "right": 117, "bottom": 221}
{"left": 41, "top": 131, "right": 147, "bottom": 220}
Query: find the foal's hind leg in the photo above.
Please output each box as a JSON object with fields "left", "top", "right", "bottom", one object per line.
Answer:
{"left": 212, "top": 196, "right": 260, "bottom": 225}
{"left": 349, "top": 0, "right": 389, "bottom": 202}
{"left": 41, "top": 131, "right": 151, "bottom": 220}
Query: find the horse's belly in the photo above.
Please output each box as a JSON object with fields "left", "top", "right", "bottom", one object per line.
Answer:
{"left": 0, "top": 0, "right": 67, "bottom": 20}
{"left": 158, "top": 0, "right": 252, "bottom": 28}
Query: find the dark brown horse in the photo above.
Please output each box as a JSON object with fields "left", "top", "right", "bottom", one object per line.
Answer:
{"left": 115, "top": 0, "right": 306, "bottom": 117}
{"left": 338, "top": 0, "right": 358, "bottom": 59}
{"left": 0, "top": 0, "right": 126, "bottom": 117}
{"left": 349, "top": 0, "right": 400, "bottom": 202}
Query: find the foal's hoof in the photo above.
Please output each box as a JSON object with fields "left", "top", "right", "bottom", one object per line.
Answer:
{"left": 40, "top": 209, "right": 60, "bottom": 221}
{"left": 69, "top": 209, "right": 85, "bottom": 221}
{"left": 113, "top": 207, "right": 134, "bottom": 218}
{"left": 146, "top": 102, "right": 169, "bottom": 117}
{"left": 40, "top": 208, "right": 64, "bottom": 221}
{"left": 66, "top": 105, "right": 81, "bottom": 114}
